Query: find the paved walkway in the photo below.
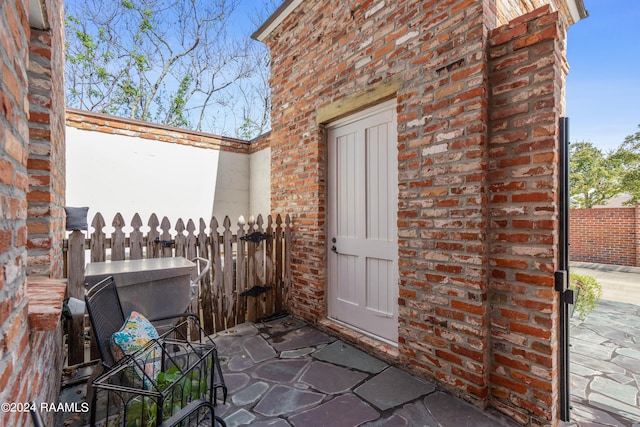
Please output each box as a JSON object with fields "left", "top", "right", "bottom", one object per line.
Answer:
{"left": 559, "top": 263, "right": 640, "bottom": 427}
{"left": 559, "top": 300, "right": 640, "bottom": 427}
{"left": 211, "top": 316, "right": 519, "bottom": 426}
{"left": 572, "top": 262, "right": 640, "bottom": 306}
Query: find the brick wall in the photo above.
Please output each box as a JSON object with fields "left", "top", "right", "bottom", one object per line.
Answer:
{"left": 1, "top": 0, "right": 37, "bottom": 423}
{"left": 27, "top": 3, "right": 67, "bottom": 279}
{"left": 487, "top": 5, "right": 566, "bottom": 424}
{"left": 261, "top": 0, "right": 572, "bottom": 425}
{"left": 1, "top": 1, "right": 67, "bottom": 425}
{"left": 66, "top": 108, "right": 253, "bottom": 154}
{"left": 570, "top": 207, "right": 640, "bottom": 267}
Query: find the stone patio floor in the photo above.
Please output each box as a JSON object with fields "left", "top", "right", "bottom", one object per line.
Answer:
{"left": 208, "top": 315, "right": 519, "bottom": 427}
{"left": 560, "top": 299, "right": 640, "bottom": 427}
{"left": 56, "top": 304, "right": 640, "bottom": 427}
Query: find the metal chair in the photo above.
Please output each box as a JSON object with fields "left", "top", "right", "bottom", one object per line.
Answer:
{"left": 85, "top": 275, "right": 227, "bottom": 426}
{"left": 85, "top": 276, "right": 127, "bottom": 370}
{"left": 85, "top": 275, "right": 207, "bottom": 369}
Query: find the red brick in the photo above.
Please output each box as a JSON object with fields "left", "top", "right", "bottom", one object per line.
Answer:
{"left": 509, "top": 322, "right": 551, "bottom": 340}
{"left": 490, "top": 373, "right": 527, "bottom": 394}
{"left": 514, "top": 272, "right": 554, "bottom": 287}
{"left": 491, "top": 258, "right": 528, "bottom": 269}
{"left": 500, "top": 308, "right": 528, "bottom": 321}
{"left": 451, "top": 299, "right": 483, "bottom": 315}
{"left": 511, "top": 192, "right": 554, "bottom": 203}
{"left": 452, "top": 365, "right": 485, "bottom": 386}
{"left": 512, "top": 297, "right": 553, "bottom": 313}
{"left": 29, "top": 111, "right": 50, "bottom": 124}
{"left": 513, "top": 25, "right": 558, "bottom": 50}
{"left": 510, "top": 370, "right": 553, "bottom": 392}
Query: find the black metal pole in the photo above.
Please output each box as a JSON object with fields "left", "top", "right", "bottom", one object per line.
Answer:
{"left": 557, "top": 117, "right": 571, "bottom": 421}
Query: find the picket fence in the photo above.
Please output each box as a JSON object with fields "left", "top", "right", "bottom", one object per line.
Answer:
{"left": 62, "top": 212, "right": 292, "bottom": 366}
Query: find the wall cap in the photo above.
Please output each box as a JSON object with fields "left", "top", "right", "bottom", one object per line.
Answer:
{"left": 27, "top": 278, "right": 67, "bottom": 331}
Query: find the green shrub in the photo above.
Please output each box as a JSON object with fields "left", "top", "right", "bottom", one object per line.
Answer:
{"left": 569, "top": 273, "right": 603, "bottom": 319}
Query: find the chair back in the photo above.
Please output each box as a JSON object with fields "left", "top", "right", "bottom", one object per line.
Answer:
{"left": 85, "top": 276, "right": 126, "bottom": 369}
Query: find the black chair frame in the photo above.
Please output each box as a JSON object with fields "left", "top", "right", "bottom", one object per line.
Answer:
{"left": 85, "top": 276, "right": 227, "bottom": 404}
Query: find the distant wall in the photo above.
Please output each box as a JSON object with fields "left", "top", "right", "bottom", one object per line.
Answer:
{"left": 570, "top": 206, "right": 640, "bottom": 267}
{"left": 66, "top": 110, "right": 271, "bottom": 229}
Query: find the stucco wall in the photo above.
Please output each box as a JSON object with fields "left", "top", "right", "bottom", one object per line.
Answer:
{"left": 66, "top": 111, "right": 271, "bottom": 230}
{"left": 249, "top": 147, "right": 272, "bottom": 218}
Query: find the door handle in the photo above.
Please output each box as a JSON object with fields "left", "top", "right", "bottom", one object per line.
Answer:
{"left": 331, "top": 245, "right": 339, "bottom": 254}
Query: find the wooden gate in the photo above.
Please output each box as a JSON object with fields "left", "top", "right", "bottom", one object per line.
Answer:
{"left": 63, "top": 212, "right": 292, "bottom": 366}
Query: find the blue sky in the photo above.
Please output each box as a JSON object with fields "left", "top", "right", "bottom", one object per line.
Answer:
{"left": 566, "top": 0, "right": 640, "bottom": 152}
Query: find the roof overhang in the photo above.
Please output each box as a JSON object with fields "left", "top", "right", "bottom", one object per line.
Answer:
{"left": 566, "top": 0, "right": 589, "bottom": 25}
{"left": 28, "top": 0, "right": 49, "bottom": 30}
{"left": 251, "top": 0, "right": 301, "bottom": 42}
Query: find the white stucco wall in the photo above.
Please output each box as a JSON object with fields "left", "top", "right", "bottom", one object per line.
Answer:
{"left": 249, "top": 147, "right": 271, "bottom": 218}
{"left": 212, "top": 151, "right": 250, "bottom": 226}
{"left": 66, "top": 126, "right": 250, "bottom": 231}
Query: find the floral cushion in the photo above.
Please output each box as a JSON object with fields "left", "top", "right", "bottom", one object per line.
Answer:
{"left": 111, "top": 311, "right": 161, "bottom": 389}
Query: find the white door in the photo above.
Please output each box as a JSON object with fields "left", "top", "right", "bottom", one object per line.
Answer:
{"left": 327, "top": 101, "right": 398, "bottom": 343}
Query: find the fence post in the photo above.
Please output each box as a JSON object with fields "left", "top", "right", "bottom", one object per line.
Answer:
{"left": 197, "top": 219, "right": 215, "bottom": 334}
{"left": 67, "top": 230, "right": 86, "bottom": 365}
{"left": 274, "top": 215, "right": 283, "bottom": 314}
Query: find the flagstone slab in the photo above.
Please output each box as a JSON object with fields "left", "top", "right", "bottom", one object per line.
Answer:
{"left": 250, "top": 420, "right": 291, "bottom": 427}
{"left": 571, "top": 352, "right": 626, "bottom": 374}
{"left": 213, "top": 335, "right": 245, "bottom": 356}
{"left": 571, "top": 337, "right": 616, "bottom": 359}
{"left": 570, "top": 374, "right": 590, "bottom": 400}
{"left": 269, "top": 326, "right": 334, "bottom": 352}
{"left": 390, "top": 400, "right": 437, "bottom": 426}
{"left": 570, "top": 328, "right": 608, "bottom": 345}
{"left": 289, "top": 394, "right": 379, "bottom": 427}
{"left": 611, "top": 354, "right": 640, "bottom": 373}
{"left": 616, "top": 347, "right": 640, "bottom": 360}
{"left": 244, "top": 334, "right": 277, "bottom": 363}
{"left": 281, "top": 347, "right": 315, "bottom": 358}
{"left": 354, "top": 367, "right": 435, "bottom": 411}
{"left": 609, "top": 373, "right": 635, "bottom": 385}
{"left": 589, "top": 392, "right": 640, "bottom": 422}
{"left": 232, "top": 381, "right": 270, "bottom": 406}
{"left": 253, "top": 359, "right": 309, "bottom": 383}
{"left": 300, "top": 361, "right": 368, "bottom": 394}
{"left": 223, "top": 372, "right": 251, "bottom": 394}
{"left": 571, "top": 361, "right": 600, "bottom": 377}
{"left": 312, "top": 340, "right": 388, "bottom": 374}
{"left": 227, "top": 354, "right": 255, "bottom": 372}
{"left": 590, "top": 377, "right": 638, "bottom": 406}
{"left": 253, "top": 385, "right": 324, "bottom": 417}
{"left": 362, "top": 414, "right": 409, "bottom": 427}
{"left": 424, "top": 392, "right": 521, "bottom": 427}
{"left": 224, "top": 408, "right": 256, "bottom": 427}
{"left": 260, "top": 316, "right": 307, "bottom": 335}
{"left": 564, "top": 401, "right": 625, "bottom": 427}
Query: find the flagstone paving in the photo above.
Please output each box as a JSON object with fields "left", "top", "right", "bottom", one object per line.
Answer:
{"left": 55, "top": 297, "right": 640, "bottom": 426}
{"left": 560, "top": 299, "right": 640, "bottom": 427}
{"left": 212, "top": 316, "right": 519, "bottom": 427}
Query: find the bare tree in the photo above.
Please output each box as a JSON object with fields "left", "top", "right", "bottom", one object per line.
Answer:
{"left": 65, "top": 0, "right": 270, "bottom": 136}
